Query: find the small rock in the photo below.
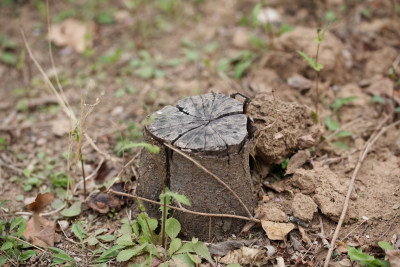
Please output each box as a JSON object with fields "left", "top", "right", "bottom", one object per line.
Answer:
{"left": 286, "top": 150, "right": 310, "bottom": 174}
{"left": 58, "top": 220, "right": 69, "bottom": 231}
{"left": 232, "top": 27, "right": 249, "bottom": 48}
{"left": 265, "top": 245, "right": 276, "bottom": 257}
{"left": 291, "top": 193, "right": 318, "bottom": 222}
{"left": 111, "top": 106, "right": 124, "bottom": 116}
{"left": 261, "top": 220, "right": 295, "bottom": 240}
{"left": 287, "top": 75, "right": 314, "bottom": 90}
{"left": 261, "top": 207, "right": 288, "bottom": 222}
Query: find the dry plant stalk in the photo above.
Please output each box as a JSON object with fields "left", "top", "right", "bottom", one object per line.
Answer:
{"left": 323, "top": 117, "right": 400, "bottom": 267}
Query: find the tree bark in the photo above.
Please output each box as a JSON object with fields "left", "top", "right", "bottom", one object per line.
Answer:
{"left": 137, "top": 92, "right": 256, "bottom": 241}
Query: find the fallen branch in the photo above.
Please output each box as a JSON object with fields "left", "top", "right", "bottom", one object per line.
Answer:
{"left": 323, "top": 117, "right": 400, "bottom": 267}
{"left": 108, "top": 190, "right": 260, "bottom": 223}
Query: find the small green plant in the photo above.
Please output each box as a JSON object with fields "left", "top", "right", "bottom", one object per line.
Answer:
{"left": 181, "top": 40, "right": 218, "bottom": 63}
{"left": 0, "top": 34, "right": 17, "bottom": 65}
{"left": 217, "top": 50, "right": 257, "bottom": 79}
{"left": 0, "top": 205, "right": 37, "bottom": 266}
{"left": 102, "top": 192, "right": 213, "bottom": 266}
{"left": 298, "top": 24, "right": 330, "bottom": 122}
{"left": 348, "top": 241, "right": 394, "bottom": 267}
{"left": 128, "top": 50, "right": 181, "bottom": 79}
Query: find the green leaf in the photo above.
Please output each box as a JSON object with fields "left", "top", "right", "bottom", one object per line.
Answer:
{"left": 72, "top": 221, "right": 84, "bottom": 243}
{"left": 94, "top": 245, "right": 125, "bottom": 263}
{"left": 331, "top": 96, "right": 357, "bottom": 112}
{"left": 53, "top": 253, "right": 74, "bottom": 263}
{"left": 97, "top": 234, "right": 116, "bottom": 242}
{"left": 193, "top": 241, "right": 213, "bottom": 263}
{"left": 17, "top": 49, "right": 25, "bottom": 70}
{"left": 336, "top": 131, "right": 352, "bottom": 138}
{"left": 372, "top": 95, "right": 385, "bottom": 104}
{"left": 160, "top": 191, "right": 191, "bottom": 206}
{"left": 87, "top": 236, "right": 99, "bottom": 246}
{"left": 0, "top": 256, "right": 7, "bottom": 265}
{"left": 119, "top": 142, "right": 160, "bottom": 154}
{"left": 168, "top": 238, "right": 182, "bottom": 256}
{"left": 332, "top": 141, "right": 349, "bottom": 151}
{"left": 165, "top": 218, "right": 181, "bottom": 239}
{"left": 187, "top": 253, "right": 201, "bottom": 264}
{"left": 135, "top": 66, "right": 154, "bottom": 79}
{"left": 234, "top": 59, "right": 253, "bottom": 79}
{"left": 119, "top": 223, "right": 132, "bottom": 236}
{"left": 252, "top": 3, "right": 262, "bottom": 28}
{"left": 171, "top": 253, "right": 195, "bottom": 267}
{"left": 116, "top": 235, "right": 134, "bottom": 246}
{"left": 378, "top": 241, "right": 394, "bottom": 251}
{"left": 347, "top": 246, "right": 390, "bottom": 266}
{"left": 216, "top": 58, "right": 230, "bottom": 73}
{"left": 297, "top": 50, "right": 323, "bottom": 71}
{"left": 314, "top": 23, "right": 331, "bottom": 44}
{"left": 1, "top": 241, "right": 13, "bottom": 250}
{"left": 176, "top": 242, "right": 195, "bottom": 254}
{"left": 48, "top": 247, "right": 69, "bottom": 254}
{"left": 116, "top": 243, "right": 147, "bottom": 262}
{"left": 61, "top": 201, "right": 82, "bottom": 217}
{"left": 7, "top": 216, "right": 26, "bottom": 237}
{"left": 20, "top": 250, "right": 37, "bottom": 261}
{"left": 95, "top": 11, "right": 114, "bottom": 24}
{"left": 0, "top": 52, "right": 17, "bottom": 65}
{"left": 324, "top": 116, "right": 340, "bottom": 131}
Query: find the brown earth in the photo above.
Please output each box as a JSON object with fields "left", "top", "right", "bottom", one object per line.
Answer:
{"left": 0, "top": 0, "right": 399, "bottom": 266}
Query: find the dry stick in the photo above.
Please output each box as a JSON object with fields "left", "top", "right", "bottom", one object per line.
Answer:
{"left": 46, "top": 0, "right": 71, "bottom": 113}
{"left": 163, "top": 142, "right": 253, "bottom": 219}
{"left": 315, "top": 42, "right": 321, "bottom": 118}
{"left": 109, "top": 190, "right": 259, "bottom": 223}
{"left": 73, "top": 157, "right": 105, "bottom": 195}
{"left": 323, "top": 118, "right": 400, "bottom": 267}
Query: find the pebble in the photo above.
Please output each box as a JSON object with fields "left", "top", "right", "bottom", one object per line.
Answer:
{"left": 265, "top": 245, "right": 276, "bottom": 257}
{"left": 58, "top": 220, "right": 69, "bottom": 231}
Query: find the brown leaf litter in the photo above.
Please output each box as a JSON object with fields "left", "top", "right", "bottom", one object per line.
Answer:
{"left": 23, "top": 192, "right": 56, "bottom": 248}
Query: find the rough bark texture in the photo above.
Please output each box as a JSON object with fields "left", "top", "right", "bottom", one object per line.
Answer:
{"left": 137, "top": 92, "right": 256, "bottom": 241}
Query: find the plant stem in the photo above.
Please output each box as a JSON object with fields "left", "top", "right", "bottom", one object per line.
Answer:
{"left": 315, "top": 43, "right": 320, "bottom": 118}
{"left": 80, "top": 149, "right": 86, "bottom": 200}
{"left": 148, "top": 133, "right": 167, "bottom": 248}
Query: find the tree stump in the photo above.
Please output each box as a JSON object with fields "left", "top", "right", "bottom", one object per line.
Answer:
{"left": 137, "top": 92, "right": 256, "bottom": 241}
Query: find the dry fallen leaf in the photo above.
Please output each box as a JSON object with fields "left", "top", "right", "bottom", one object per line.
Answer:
{"left": 220, "top": 247, "right": 267, "bottom": 266}
{"left": 48, "top": 18, "right": 95, "bottom": 53}
{"left": 261, "top": 220, "right": 295, "bottom": 240}
{"left": 386, "top": 250, "right": 400, "bottom": 267}
{"left": 23, "top": 193, "right": 56, "bottom": 248}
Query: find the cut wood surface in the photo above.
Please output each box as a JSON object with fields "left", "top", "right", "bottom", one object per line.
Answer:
{"left": 148, "top": 92, "right": 248, "bottom": 155}
{"left": 137, "top": 92, "right": 257, "bottom": 241}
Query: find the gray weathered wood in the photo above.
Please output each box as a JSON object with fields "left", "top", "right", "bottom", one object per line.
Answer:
{"left": 137, "top": 92, "right": 256, "bottom": 241}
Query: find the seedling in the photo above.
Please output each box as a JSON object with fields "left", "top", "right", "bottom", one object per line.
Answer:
{"left": 298, "top": 24, "right": 330, "bottom": 122}
{"left": 0, "top": 207, "right": 37, "bottom": 266}
{"left": 348, "top": 241, "right": 394, "bottom": 267}
{"left": 217, "top": 50, "right": 257, "bottom": 79}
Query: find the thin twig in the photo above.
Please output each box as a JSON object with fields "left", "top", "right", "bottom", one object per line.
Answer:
{"left": 109, "top": 190, "right": 259, "bottom": 223}
{"left": 8, "top": 236, "right": 48, "bottom": 254}
{"left": 323, "top": 118, "right": 400, "bottom": 267}
{"left": 73, "top": 157, "right": 105, "bottom": 195}
{"left": 163, "top": 143, "right": 253, "bottom": 219}
{"left": 15, "top": 203, "right": 66, "bottom": 217}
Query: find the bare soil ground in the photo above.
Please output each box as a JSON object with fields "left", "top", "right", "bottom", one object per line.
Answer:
{"left": 0, "top": 0, "right": 399, "bottom": 266}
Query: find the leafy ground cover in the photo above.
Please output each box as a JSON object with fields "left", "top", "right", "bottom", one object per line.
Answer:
{"left": 0, "top": 0, "right": 400, "bottom": 266}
